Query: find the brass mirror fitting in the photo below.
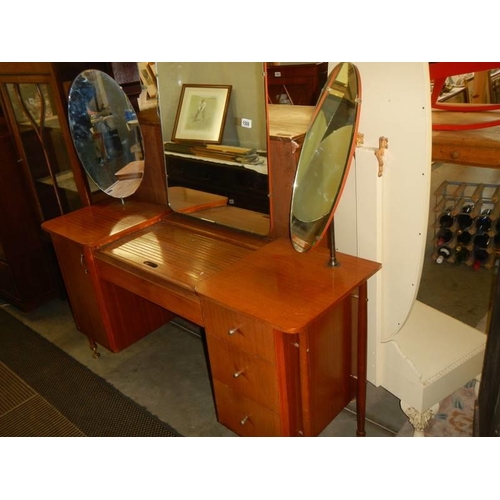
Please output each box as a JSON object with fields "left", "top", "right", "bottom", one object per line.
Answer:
{"left": 374, "top": 136, "right": 389, "bottom": 177}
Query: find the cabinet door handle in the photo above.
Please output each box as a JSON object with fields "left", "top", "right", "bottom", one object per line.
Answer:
{"left": 233, "top": 369, "right": 244, "bottom": 378}
{"left": 227, "top": 326, "right": 239, "bottom": 336}
{"left": 240, "top": 415, "right": 249, "bottom": 426}
{"left": 80, "top": 253, "right": 89, "bottom": 274}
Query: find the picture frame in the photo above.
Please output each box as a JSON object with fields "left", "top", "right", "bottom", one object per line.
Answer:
{"left": 171, "top": 84, "right": 232, "bottom": 144}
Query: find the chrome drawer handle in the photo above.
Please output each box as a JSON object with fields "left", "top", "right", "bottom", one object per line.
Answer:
{"left": 227, "top": 326, "right": 239, "bottom": 336}
{"left": 233, "top": 370, "right": 244, "bottom": 378}
{"left": 240, "top": 415, "right": 249, "bottom": 426}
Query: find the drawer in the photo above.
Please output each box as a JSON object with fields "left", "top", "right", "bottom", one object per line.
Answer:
{"left": 213, "top": 380, "right": 281, "bottom": 437}
{"left": 432, "top": 143, "right": 497, "bottom": 168}
{"left": 207, "top": 335, "right": 279, "bottom": 412}
{"left": 201, "top": 300, "right": 275, "bottom": 362}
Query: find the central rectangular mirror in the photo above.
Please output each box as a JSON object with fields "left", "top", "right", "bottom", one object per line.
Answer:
{"left": 156, "top": 62, "right": 270, "bottom": 236}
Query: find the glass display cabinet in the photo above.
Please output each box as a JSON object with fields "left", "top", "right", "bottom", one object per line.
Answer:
{"left": 0, "top": 63, "right": 136, "bottom": 310}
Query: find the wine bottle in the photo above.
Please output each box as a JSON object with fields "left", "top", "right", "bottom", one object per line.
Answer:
{"left": 473, "top": 233, "right": 490, "bottom": 249}
{"left": 494, "top": 232, "right": 500, "bottom": 250}
{"left": 494, "top": 219, "right": 500, "bottom": 249}
{"left": 436, "top": 246, "right": 452, "bottom": 264}
{"left": 473, "top": 248, "right": 489, "bottom": 270}
{"left": 438, "top": 209, "right": 454, "bottom": 228}
{"left": 455, "top": 245, "right": 470, "bottom": 265}
{"left": 457, "top": 204, "right": 474, "bottom": 231}
{"left": 475, "top": 208, "right": 492, "bottom": 233}
{"left": 457, "top": 230, "right": 472, "bottom": 246}
{"left": 436, "top": 227, "right": 453, "bottom": 246}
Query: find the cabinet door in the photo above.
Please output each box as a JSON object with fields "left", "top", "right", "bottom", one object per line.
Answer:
{"left": 2, "top": 81, "right": 85, "bottom": 221}
{"left": 50, "top": 232, "right": 173, "bottom": 353}
{"left": 0, "top": 108, "right": 59, "bottom": 309}
{"left": 50, "top": 234, "right": 109, "bottom": 348}
{"left": 303, "top": 298, "right": 354, "bottom": 436}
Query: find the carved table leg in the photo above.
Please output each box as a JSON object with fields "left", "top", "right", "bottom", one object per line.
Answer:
{"left": 400, "top": 402, "right": 439, "bottom": 437}
{"left": 87, "top": 337, "right": 101, "bottom": 359}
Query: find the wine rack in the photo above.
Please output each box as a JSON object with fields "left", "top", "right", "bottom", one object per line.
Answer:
{"left": 432, "top": 180, "right": 500, "bottom": 269}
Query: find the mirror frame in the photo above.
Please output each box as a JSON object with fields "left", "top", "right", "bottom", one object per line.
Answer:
{"left": 290, "top": 62, "right": 362, "bottom": 253}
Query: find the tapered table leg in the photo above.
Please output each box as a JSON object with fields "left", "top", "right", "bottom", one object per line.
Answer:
{"left": 356, "top": 282, "right": 368, "bottom": 437}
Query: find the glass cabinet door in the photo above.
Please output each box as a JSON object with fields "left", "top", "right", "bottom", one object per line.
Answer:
{"left": 3, "top": 81, "right": 85, "bottom": 221}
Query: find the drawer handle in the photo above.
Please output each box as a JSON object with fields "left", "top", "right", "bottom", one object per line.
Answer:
{"left": 240, "top": 415, "right": 249, "bottom": 426}
{"left": 227, "top": 326, "right": 239, "bottom": 336}
{"left": 233, "top": 369, "right": 244, "bottom": 378}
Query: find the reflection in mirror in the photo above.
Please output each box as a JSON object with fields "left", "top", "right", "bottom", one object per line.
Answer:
{"left": 290, "top": 62, "right": 361, "bottom": 253}
{"left": 266, "top": 62, "right": 328, "bottom": 105}
{"left": 68, "top": 70, "right": 144, "bottom": 200}
{"left": 156, "top": 63, "right": 270, "bottom": 236}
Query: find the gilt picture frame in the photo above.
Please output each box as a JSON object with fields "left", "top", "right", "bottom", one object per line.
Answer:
{"left": 171, "top": 84, "right": 232, "bottom": 144}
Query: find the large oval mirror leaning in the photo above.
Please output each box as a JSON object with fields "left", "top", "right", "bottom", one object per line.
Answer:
{"left": 68, "top": 70, "right": 144, "bottom": 199}
{"left": 290, "top": 62, "right": 361, "bottom": 253}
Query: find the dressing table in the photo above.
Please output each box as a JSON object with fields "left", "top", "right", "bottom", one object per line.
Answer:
{"left": 42, "top": 64, "right": 381, "bottom": 436}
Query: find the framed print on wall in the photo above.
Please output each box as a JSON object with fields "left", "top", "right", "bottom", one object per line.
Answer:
{"left": 171, "top": 84, "right": 232, "bottom": 144}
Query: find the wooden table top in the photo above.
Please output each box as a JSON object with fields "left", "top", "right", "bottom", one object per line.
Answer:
{"left": 97, "top": 219, "right": 258, "bottom": 293}
{"left": 41, "top": 199, "right": 169, "bottom": 247}
{"left": 115, "top": 160, "right": 145, "bottom": 180}
{"left": 268, "top": 104, "right": 314, "bottom": 140}
{"left": 168, "top": 186, "right": 228, "bottom": 214}
{"left": 196, "top": 237, "right": 381, "bottom": 333}
{"left": 433, "top": 109, "right": 500, "bottom": 131}
{"left": 187, "top": 205, "right": 270, "bottom": 236}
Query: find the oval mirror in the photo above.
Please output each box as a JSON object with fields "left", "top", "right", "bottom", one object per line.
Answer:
{"left": 68, "top": 70, "right": 144, "bottom": 199}
{"left": 290, "top": 62, "right": 361, "bottom": 252}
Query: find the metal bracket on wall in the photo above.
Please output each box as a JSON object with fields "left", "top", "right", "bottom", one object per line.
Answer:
{"left": 374, "top": 136, "right": 389, "bottom": 177}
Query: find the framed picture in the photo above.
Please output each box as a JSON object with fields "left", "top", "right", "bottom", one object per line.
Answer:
{"left": 172, "top": 84, "right": 232, "bottom": 144}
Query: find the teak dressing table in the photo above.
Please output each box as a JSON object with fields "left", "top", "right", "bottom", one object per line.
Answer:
{"left": 42, "top": 105, "right": 381, "bottom": 437}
